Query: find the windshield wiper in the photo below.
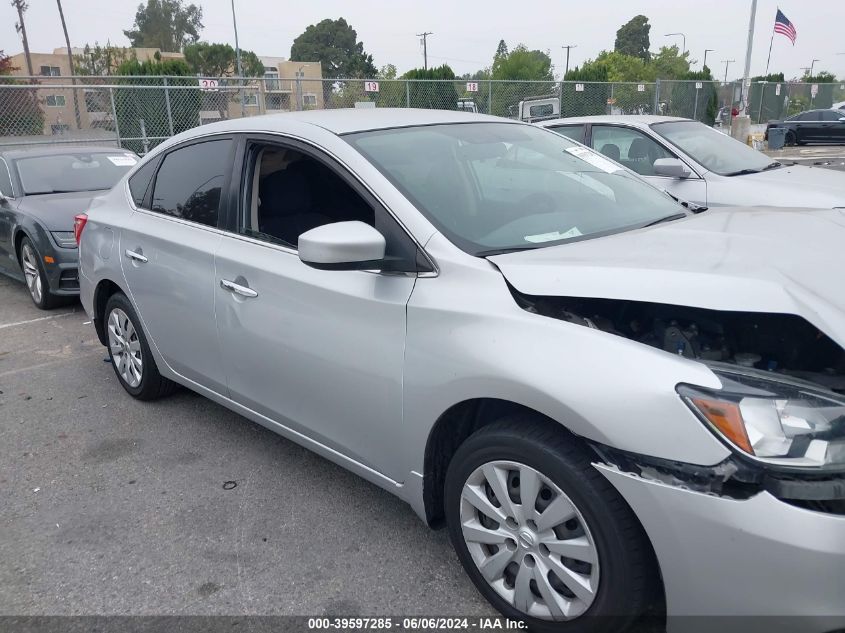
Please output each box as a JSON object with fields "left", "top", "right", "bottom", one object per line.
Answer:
{"left": 477, "top": 246, "right": 537, "bottom": 257}
{"left": 641, "top": 212, "right": 687, "bottom": 228}
{"left": 762, "top": 161, "right": 782, "bottom": 171}
{"left": 663, "top": 190, "right": 708, "bottom": 213}
{"left": 723, "top": 168, "right": 761, "bottom": 176}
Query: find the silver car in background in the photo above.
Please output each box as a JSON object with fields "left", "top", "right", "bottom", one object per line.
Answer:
{"left": 78, "top": 109, "right": 844, "bottom": 633}
{"left": 539, "top": 115, "right": 845, "bottom": 208}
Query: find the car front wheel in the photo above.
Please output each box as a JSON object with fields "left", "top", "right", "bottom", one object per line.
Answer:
{"left": 445, "top": 417, "right": 654, "bottom": 633}
{"left": 105, "top": 292, "right": 176, "bottom": 400}
{"left": 19, "top": 237, "right": 61, "bottom": 310}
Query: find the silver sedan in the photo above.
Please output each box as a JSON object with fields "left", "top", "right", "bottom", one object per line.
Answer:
{"left": 539, "top": 115, "right": 845, "bottom": 208}
{"left": 78, "top": 109, "right": 845, "bottom": 633}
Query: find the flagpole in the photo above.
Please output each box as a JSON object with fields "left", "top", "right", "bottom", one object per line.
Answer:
{"left": 765, "top": 15, "right": 775, "bottom": 76}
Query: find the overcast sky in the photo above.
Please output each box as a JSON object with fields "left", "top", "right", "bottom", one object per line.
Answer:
{"left": 2, "top": 0, "right": 844, "bottom": 80}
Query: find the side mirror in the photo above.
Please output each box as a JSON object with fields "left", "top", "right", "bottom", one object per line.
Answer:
{"left": 839, "top": 117, "right": 845, "bottom": 122}
{"left": 653, "top": 157, "right": 692, "bottom": 179}
{"left": 0, "top": 190, "right": 10, "bottom": 205}
{"left": 298, "top": 221, "right": 387, "bottom": 271}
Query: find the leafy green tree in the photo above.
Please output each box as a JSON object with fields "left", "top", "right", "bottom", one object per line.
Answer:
{"left": 402, "top": 64, "right": 458, "bottom": 110}
{"left": 651, "top": 46, "right": 691, "bottom": 79}
{"left": 74, "top": 42, "right": 129, "bottom": 75}
{"left": 124, "top": 0, "right": 203, "bottom": 52}
{"left": 290, "top": 18, "right": 376, "bottom": 79}
{"left": 490, "top": 44, "right": 554, "bottom": 116}
{"left": 495, "top": 40, "right": 509, "bottom": 62}
{"left": 0, "top": 49, "right": 43, "bottom": 136}
{"left": 615, "top": 15, "right": 651, "bottom": 61}
{"left": 183, "top": 42, "right": 263, "bottom": 77}
{"left": 562, "top": 64, "right": 610, "bottom": 116}
{"left": 375, "top": 64, "right": 406, "bottom": 107}
{"left": 114, "top": 57, "right": 200, "bottom": 153}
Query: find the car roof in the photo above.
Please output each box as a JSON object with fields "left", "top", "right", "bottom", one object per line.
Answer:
{"left": 0, "top": 145, "right": 131, "bottom": 161}
{"left": 182, "top": 108, "right": 509, "bottom": 137}
{"left": 538, "top": 115, "right": 693, "bottom": 127}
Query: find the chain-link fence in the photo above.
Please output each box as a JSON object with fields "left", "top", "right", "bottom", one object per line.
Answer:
{"left": 3, "top": 75, "right": 844, "bottom": 153}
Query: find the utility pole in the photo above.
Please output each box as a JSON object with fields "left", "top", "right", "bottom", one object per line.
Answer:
{"left": 721, "top": 59, "right": 735, "bottom": 84}
{"left": 417, "top": 32, "right": 433, "bottom": 70}
{"left": 561, "top": 44, "right": 577, "bottom": 78}
{"left": 740, "top": 0, "right": 758, "bottom": 110}
{"left": 703, "top": 49, "right": 714, "bottom": 71}
{"left": 230, "top": 0, "right": 244, "bottom": 116}
{"left": 12, "top": 0, "right": 34, "bottom": 76}
{"left": 56, "top": 0, "right": 81, "bottom": 129}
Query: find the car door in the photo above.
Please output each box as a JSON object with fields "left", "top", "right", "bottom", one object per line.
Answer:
{"left": 588, "top": 124, "right": 707, "bottom": 206}
{"left": 119, "top": 136, "right": 236, "bottom": 394}
{"left": 0, "top": 157, "right": 18, "bottom": 273}
{"left": 819, "top": 109, "right": 845, "bottom": 141}
{"left": 213, "top": 135, "right": 427, "bottom": 480}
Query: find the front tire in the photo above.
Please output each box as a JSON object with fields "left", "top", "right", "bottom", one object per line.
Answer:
{"left": 104, "top": 292, "right": 176, "bottom": 400}
{"left": 785, "top": 130, "right": 797, "bottom": 146}
{"left": 445, "top": 417, "right": 653, "bottom": 633}
{"left": 19, "top": 237, "right": 62, "bottom": 310}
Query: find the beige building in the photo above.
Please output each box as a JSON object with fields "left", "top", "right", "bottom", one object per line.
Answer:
{"left": 6, "top": 48, "right": 324, "bottom": 135}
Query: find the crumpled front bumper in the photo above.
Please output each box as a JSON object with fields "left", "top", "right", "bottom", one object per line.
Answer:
{"left": 597, "top": 464, "right": 845, "bottom": 633}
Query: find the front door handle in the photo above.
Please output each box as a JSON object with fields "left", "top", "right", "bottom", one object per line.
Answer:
{"left": 220, "top": 278, "right": 258, "bottom": 298}
{"left": 125, "top": 249, "right": 148, "bottom": 263}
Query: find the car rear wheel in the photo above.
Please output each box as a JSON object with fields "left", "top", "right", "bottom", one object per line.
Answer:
{"left": 105, "top": 292, "right": 177, "bottom": 400}
{"left": 20, "top": 237, "right": 62, "bottom": 310}
{"left": 445, "top": 417, "right": 654, "bottom": 633}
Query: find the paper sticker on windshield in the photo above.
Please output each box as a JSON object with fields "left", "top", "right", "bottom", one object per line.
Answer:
{"left": 107, "top": 155, "right": 137, "bottom": 166}
{"left": 524, "top": 227, "right": 583, "bottom": 243}
{"left": 565, "top": 146, "right": 621, "bottom": 173}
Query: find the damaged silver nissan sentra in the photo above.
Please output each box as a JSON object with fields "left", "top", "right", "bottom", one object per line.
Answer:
{"left": 77, "top": 110, "right": 845, "bottom": 633}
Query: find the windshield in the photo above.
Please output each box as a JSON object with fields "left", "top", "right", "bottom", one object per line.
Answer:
{"left": 651, "top": 121, "right": 774, "bottom": 175}
{"left": 345, "top": 123, "right": 683, "bottom": 256}
{"left": 15, "top": 151, "right": 137, "bottom": 195}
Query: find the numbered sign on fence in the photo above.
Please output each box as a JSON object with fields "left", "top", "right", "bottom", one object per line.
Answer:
{"left": 775, "top": 84, "right": 781, "bottom": 96}
{"left": 466, "top": 82, "right": 479, "bottom": 92}
{"left": 198, "top": 78, "right": 219, "bottom": 92}
{"left": 637, "top": 84, "right": 645, "bottom": 92}
{"left": 695, "top": 82, "right": 703, "bottom": 90}
{"left": 575, "top": 83, "right": 585, "bottom": 92}
{"left": 364, "top": 81, "right": 380, "bottom": 93}
{"left": 811, "top": 84, "right": 819, "bottom": 97}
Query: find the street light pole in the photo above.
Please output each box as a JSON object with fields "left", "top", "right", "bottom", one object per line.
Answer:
{"left": 230, "top": 0, "right": 244, "bottom": 116}
{"left": 703, "top": 49, "right": 714, "bottom": 71}
{"left": 561, "top": 44, "right": 577, "bottom": 78}
{"left": 665, "top": 32, "right": 686, "bottom": 54}
{"left": 809, "top": 58, "right": 820, "bottom": 77}
{"left": 740, "top": 0, "right": 758, "bottom": 110}
{"left": 722, "top": 59, "right": 735, "bottom": 84}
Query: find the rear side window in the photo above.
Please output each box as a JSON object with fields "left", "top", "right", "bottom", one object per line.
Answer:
{"left": 150, "top": 139, "right": 232, "bottom": 227}
{"left": 548, "top": 124, "right": 586, "bottom": 143}
{"left": 128, "top": 159, "right": 157, "bottom": 207}
{"left": 0, "top": 159, "right": 13, "bottom": 197}
{"left": 820, "top": 110, "right": 843, "bottom": 121}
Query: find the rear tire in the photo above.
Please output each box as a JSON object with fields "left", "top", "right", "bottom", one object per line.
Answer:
{"left": 445, "top": 416, "right": 654, "bottom": 633}
{"left": 785, "top": 130, "right": 797, "bottom": 146}
{"left": 104, "top": 292, "right": 177, "bottom": 400}
{"left": 19, "top": 237, "right": 62, "bottom": 310}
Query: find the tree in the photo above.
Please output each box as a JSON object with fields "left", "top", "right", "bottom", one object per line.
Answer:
{"left": 615, "top": 15, "right": 651, "bottom": 61}
{"left": 492, "top": 45, "right": 553, "bottom": 81}
{"left": 74, "top": 42, "right": 130, "bottom": 76}
{"left": 113, "top": 57, "right": 200, "bottom": 153}
{"left": 290, "top": 18, "right": 377, "bottom": 79}
{"left": 651, "top": 45, "right": 691, "bottom": 79}
{"left": 0, "top": 49, "right": 44, "bottom": 136}
{"left": 124, "top": 0, "right": 203, "bottom": 52}
{"left": 562, "top": 64, "right": 610, "bottom": 116}
{"left": 12, "top": 0, "right": 33, "bottom": 75}
{"left": 183, "top": 42, "right": 263, "bottom": 77}
{"left": 402, "top": 64, "right": 458, "bottom": 110}
{"left": 494, "top": 40, "right": 509, "bottom": 62}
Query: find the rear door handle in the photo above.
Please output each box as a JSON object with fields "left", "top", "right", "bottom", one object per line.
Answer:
{"left": 125, "top": 249, "right": 148, "bottom": 263}
{"left": 220, "top": 278, "right": 258, "bottom": 298}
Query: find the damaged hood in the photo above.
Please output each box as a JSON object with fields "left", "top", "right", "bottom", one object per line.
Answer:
{"left": 489, "top": 207, "right": 845, "bottom": 348}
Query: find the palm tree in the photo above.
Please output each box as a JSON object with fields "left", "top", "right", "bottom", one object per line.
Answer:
{"left": 56, "top": 0, "right": 82, "bottom": 128}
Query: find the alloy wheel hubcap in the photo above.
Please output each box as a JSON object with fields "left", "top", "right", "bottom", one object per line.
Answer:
{"left": 21, "top": 244, "right": 42, "bottom": 303}
{"left": 107, "top": 308, "right": 143, "bottom": 388}
{"left": 459, "top": 460, "right": 600, "bottom": 621}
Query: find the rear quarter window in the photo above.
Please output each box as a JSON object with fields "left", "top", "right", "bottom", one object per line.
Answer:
{"left": 128, "top": 159, "right": 157, "bottom": 207}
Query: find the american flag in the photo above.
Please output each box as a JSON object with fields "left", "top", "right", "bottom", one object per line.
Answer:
{"left": 774, "top": 9, "right": 797, "bottom": 44}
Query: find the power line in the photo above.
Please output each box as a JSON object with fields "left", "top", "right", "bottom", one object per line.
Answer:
{"left": 416, "top": 32, "right": 433, "bottom": 70}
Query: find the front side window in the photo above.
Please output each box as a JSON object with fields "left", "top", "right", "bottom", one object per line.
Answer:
{"left": 15, "top": 152, "right": 137, "bottom": 195}
{"left": 346, "top": 122, "right": 683, "bottom": 256}
{"left": 590, "top": 125, "right": 673, "bottom": 176}
{"left": 0, "top": 159, "right": 14, "bottom": 197}
{"left": 651, "top": 120, "right": 775, "bottom": 175}
{"left": 150, "top": 139, "right": 232, "bottom": 227}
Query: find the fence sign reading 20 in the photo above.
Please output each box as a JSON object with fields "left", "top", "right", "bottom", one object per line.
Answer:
{"left": 198, "top": 79, "right": 219, "bottom": 92}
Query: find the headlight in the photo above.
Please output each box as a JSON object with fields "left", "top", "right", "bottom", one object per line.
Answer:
{"left": 51, "top": 231, "right": 77, "bottom": 248}
{"left": 678, "top": 366, "right": 845, "bottom": 470}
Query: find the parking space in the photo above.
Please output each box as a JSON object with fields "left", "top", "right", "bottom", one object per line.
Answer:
{"left": 765, "top": 145, "right": 845, "bottom": 172}
{"left": 0, "top": 275, "right": 491, "bottom": 617}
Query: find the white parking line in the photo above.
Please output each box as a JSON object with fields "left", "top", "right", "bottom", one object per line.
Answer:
{"left": 0, "top": 311, "right": 77, "bottom": 330}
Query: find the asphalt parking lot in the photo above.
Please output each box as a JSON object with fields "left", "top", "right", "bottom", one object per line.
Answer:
{"left": 0, "top": 275, "right": 492, "bottom": 618}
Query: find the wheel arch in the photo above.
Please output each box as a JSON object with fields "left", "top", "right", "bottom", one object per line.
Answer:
{"left": 422, "top": 398, "right": 588, "bottom": 528}
{"left": 93, "top": 278, "right": 126, "bottom": 345}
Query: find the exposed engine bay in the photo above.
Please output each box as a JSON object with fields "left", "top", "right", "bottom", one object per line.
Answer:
{"left": 512, "top": 291, "right": 845, "bottom": 393}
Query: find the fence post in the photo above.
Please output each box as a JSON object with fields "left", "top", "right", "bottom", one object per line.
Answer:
{"left": 654, "top": 79, "right": 660, "bottom": 114}
{"left": 109, "top": 86, "right": 122, "bottom": 149}
{"left": 406, "top": 80, "right": 410, "bottom": 108}
{"left": 757, "top": 82, "right": 766, "bottom": 124}
{"left": 693, "top": 84, "right": 700, "bottom": 120}
{"left": 139, "top": 118, "right": 149, "bottom": 155}
{"left": 610, "top": 82, "right": 615, "bottom": 114}
{"left": 488, "top": 80, "right": 493, "bottom": 115}
{"left": 163, "top": 76, "right": 175, "bottom": 136}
